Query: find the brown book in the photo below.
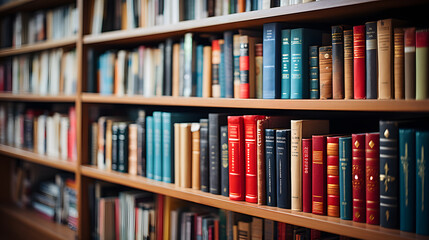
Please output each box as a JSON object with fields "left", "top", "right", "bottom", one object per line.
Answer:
{"left": 128, "top": 124, "right": 138, "bottom": 175}
{"left": 121, "top": 1, "right": 127, "bottom": 30}
{"left": 203, "top": 46, "right": 212, "bottom": 98}
{"left": 91, "top": 122, "right": 99, "bottom": 165}
{"left": 404, "top": 27, "right": 416, "bottom": 99}
{"left": 332, "top": 25, "right": 345, "bottom": 99}
{"left": 319, "top": 46, "right": 333, "bottom": 99}
{"left": 394, "top": 28, "right": 405, "bottom": 99}
{"left": 238, "top": 221, "right": 251, "bottom": 240}
{"left": 180, "top": 123, "right": 192, "bottom": 188}
{"left": 191, "top": 123, "right": 200, "bottom": 190}
{"left": 344, "top": 29, "right": 354, "bottom": 99}
{"left": 251, "top": 217, "right": 263, "bottom": 240}
{"left": 238, "top": 0, "right": 245, "bottom": 13}
{"left": 174, "top": 123, "right": 181, "bottom": 186}
{"left": 377, "top": 19, "right": 394, "bottom": 99}
{"left": 140, "top": 0, "right": 147, "bottom": 27}
{"left": 172, "top": 43, "right": 180, "bottom": 97}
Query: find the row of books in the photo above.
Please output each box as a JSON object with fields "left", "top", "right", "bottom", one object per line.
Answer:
{"left": 91, "top": 182, "right": 345, "bottom": 240}
{"left": 0, "top": 103, "right": 77, "bottom": 162}
{"left": 0, "top": 49, "right": 77, "bottom": 95}
{"left": 0, "top": 3, "right": 78, "bottom": 48}
{"left": 90, "top": 0, "right": 315, "bottom": 35}
{"left": 91, "top": 20, "right": 429, "bottom": 100}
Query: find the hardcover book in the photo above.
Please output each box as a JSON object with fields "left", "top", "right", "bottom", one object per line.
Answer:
{"left": 327, "top": 136, "right": 340, "bottom": 217}
{"left": 339, "top": 136, "right": 352, "bottom": 220}
{"left": 312, "top": 135, "right": 327, "bottom": 215}
{"left": 200, "top": 119, "right": 210, "bottom": 192}
{"left": 394, "top": 28, "right": 404, "bottom": 99}
{"left": 331, "top": 25, "right": 344, "bottom": 99}
{"left": 353, "top": 25, "right": 365, "bottom": 99}
{"left": 276, "top": 129, "right": 291, "bottom": 209}
{"left": 404, "top": 27, "right": 416, "bottom": 99}
{"left": 209, "top": 113, "right": 228, "bottom": 194}
{"left": 262, "top": 22, "right": 281, "bottom": 99}
{"left": 319, "top": 46, "right": 332, "bottom": 99}
{"left": 416, "top": 130, "right": 429, "bottom": 235}
{"left": 365, "top": 22, "right": 377, "bottom": 99}
{"left": 365, "top": 133, "right": 379, "bottom": 225}
{"left": 281, "top": 29, "right": 291, "bottom": 99}
{"left": 265, "top": 128, "right": 276, "bottom": 206}
{"left": 221, "top": 125, "right": 229, "bottom": 196}
{"left": 416, "top": 29, "right": 429, "bottom": 100}
{"left": 399, "top": 128, "right": 415, "bottom": 232}
{"left": 377, "top": 19, "right": 393, "bottom": 99}
{"left": 228, "top": 116, "right": 245, "bottom": 201}
{"left": 309, "top": 46, "right": 319, "bottom": 99}
{"left": 302, "top": 138, "right": 312, "bottom": 213}
{"left": 344, "top": 29, "right": 354, "bottom": 99}
{"left": 352, "top": 133, "right": 365, "bottom": 222}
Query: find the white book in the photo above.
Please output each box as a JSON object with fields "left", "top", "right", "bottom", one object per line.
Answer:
{"left": 262, "top": 0, "right": 271, "bottom": 9}
{"left": 170, "top": 209, "right": 178, "bottom": 240}
{"left": 143, "top": 48, "right": 154, "bottom": 97}
{"left": 22, "top": 56, "right": 30, "bottom": 93}
{"left": 164, "top": 0, "right": 171, "bottom": 25}
{"left": 31, "top": 54, "right": 40, "bottom": 94}
{"left": 14, "top": 13, "right": 22, "bottom": 47}
{"left": 147, "top": 0, "right": 155, "bottom": 27}
{"left": 46, "top": 113, "right": 60, "bottom": 157}
{"left": 39, "top": 51, "right": 49, "bottom": 95}
{"left": 215, "top": 0, "right": 222, "bottom": 16}
{"left": 194, "top": 0, "right": 201, "bottom": 20}
{"left": 223, "top": 0, "right": 229, "bottom": 15}
{"left": 12, "top": 57, "right": 19, "bottom": 94}
{"left": 49, "top": 49, "right": 63, "bottom": 95}
{"left": 92, "top": 0, "right": 103, "bottom": 34}
{"left": 59, "top": 116, "right": 69, "bottom": 160}
{"left": 280, "top": 0, "right": 289, "bottom": 6}
{"left": 64, "top": 51, "right": 77, "bottom": 95}
{"left": 171, "top": 0, "right": 180, "bottom": 23}
{"left": 37, "top": 114, "right": 46, "bottom": 154}
{"left": 127, "top": 0, "right": 135, "bottom": 29}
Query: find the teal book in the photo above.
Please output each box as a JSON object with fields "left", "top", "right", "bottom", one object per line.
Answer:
{"left": 196, "top": 45, "right": 204, "bottom": 97}
{"left": 290, "top": 28, "right": 322, "bottom": 99}
{"left": 416, "top": 130, "right": 429, "bottom": 235}
{"left": 220, "top": 41, "right": 226, "bottom": 98}
{"left": 146, "top": 116, "right": 154, "bottom": 179}
{"left": 281, "top": 29, "right": 291, "bottom": 99}
{"left": 339, "top": 136, "right": 352, "bottom": 220}
{"left": 309, "top": 46, "right": 319, "bottom": 99}
{"left": 399, "top": 128, "right": 416, "bottom": 232}
{"left": 153, "top": 112, "right": 163, "bottom": 181}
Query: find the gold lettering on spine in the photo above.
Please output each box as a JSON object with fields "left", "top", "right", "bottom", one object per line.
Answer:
{"left": 418, "top": 146, "right": 425, "bottom": 212}
{"left": 400, "top": 142, "right": 409, "bottom": 206}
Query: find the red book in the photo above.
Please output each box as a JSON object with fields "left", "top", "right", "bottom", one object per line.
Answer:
{"left": 68, "top": 106, "right": 77, "bottom": 162}
{"left": 278, "top": 222, "right": 285, "bottom": 240}
{"left": 156, "top": 194, "right": 164, "bottom": 240}
{"left": 353, "top": 25, "right": 366, "bottom": 99}
{"left": 365, "top": 133, "right": 380, "bottom": 225}
{"left": 243, "top": 115, "right": 265, "bottom": 203}
{"left": 311, "top": 229, "right": 321, "bottom": 240}
{"left": 115, "top": 198, "right": 120, "bottom": 240}
{"left": 352, "top": 133, "right": 365, "bottom": 222}
{"left": 214, "top": 219, "right": 219, "bottom": 240}
{"left": 327, "top": 136, "right": 340, "bottom": 217}
{"left": 302, "top": 138, "right": 312, "bottom": 213}
{"left": 228, "top": 116, "right": 245, "bottom": 201}
{"left": 312, "top": 135, "right": 327, "bottom": 215}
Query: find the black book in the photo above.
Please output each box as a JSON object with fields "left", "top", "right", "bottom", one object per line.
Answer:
{"left": 265, "top": 128, "right": 276, "bottom": 207}
{"left": 0, "top": 16, "right": 13, "bottom": 48}
{"left": 276, "top": 129, "right": 291, "bottom": 209}
{"left": 117, "top": 122, "right": 129, "bottom": 173}
{"left": 200, "top": 118, "right": 209, "bottom": 192}
{"left": 111, "top": 123, "right": 119, "bottom": 171}
{"left": 114, "top": 0, "right": 122, "bottom": 30}
{"left": 87, "top": 48, "right": 96, "bottom": 93}
{"left": 164, "top": 38, "right": 173, "bottom": 96}
{"left": 209, "top": 113, "right": 227, "bottom": 195}
{"left": 136, "top": 110, "right": 146, "bottom": 176}
{"left": 220, "top": 125, "right": 229, "bottom": 197}
{"left": 23, "top": 112, "right": 34, "bottom": 150}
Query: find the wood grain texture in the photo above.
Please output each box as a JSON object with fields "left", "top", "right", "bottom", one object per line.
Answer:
{"left": 0, "top": 0, "right": 74, "bottom": 14}
{"left": 0, "top": 93, "right": 76, "bottom": 102}
{"left": 0, "top": 37, "right": 77, "bottom": 57}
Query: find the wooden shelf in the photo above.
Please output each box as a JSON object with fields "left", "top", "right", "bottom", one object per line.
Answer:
{"left": 81, "top": 93, "right": 429, "bottom": 112}
{"left": 0, "top": 0, "right": 74, "bottom": 14}
{"left": 81, "top": 165, "right": 427, "bottom": 240}
{"left": 0, "top": 144, "right": 77, "bottom": 172}
{"left": 0, "top": 93, "right": 76, "bottom": 102}
{"left": 0, "top": 204, "right": 76, "bottom": 240}
{"left": 0, "top": 37, "right": 77, "bottom": 57}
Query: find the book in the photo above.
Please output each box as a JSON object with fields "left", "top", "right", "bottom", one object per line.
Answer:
{"left": 353, "top": 25, "right": 365, "bottom": 99}
{"left": 228, "top": 116, "right": 245, "bottom": 201}
{"left": 118, "top": 122, "right": 129, "bottom": 173}
{"left": 327, "top": 136, "right": 340, "bottom": 217}
{"left": 209, "top": 113, "right": 227, "bottom": 194}
{"left": 174, "top": 123, "right": 181, "bottom": 187}
{"left": 192, "top": 123, "right": 201, "bottom": 190}
{"left": 128, "top": 124, "right": 138, "bottom": 175}
{"left": 394, "top": 28, "right": 404, "bottom": 99}
{"left": 212, "top": 39, "right": 221, "bottom": 98}
{"left": 179, "top": 123, "right": 192, "bottom": 188}
{"left": 203, "top": 46, "right": 213, "bottom": 98}
{"left": 239, "top": 35, "right": 257, "bottom": 99}
{"left": 281, "top": 29, "right": 291, "bottom": 99}
{"left": 365, "top": 21, "right": 377, "bottom": 99}
{"left": 183, "top": 33, "right": 195, "bottom": 97}
{"left": 220, "top": 40, "right": 226, "bottom": 98}
{"left": 344, "top": 29, "right": 354, "bottom": 99}
{"left": 352, "top": 133, "right": 365, "bottom": 222}
{"left": 302, "top": 138, "right": 312, "bottom": 213}
{"left": 416, "top": 29, "right": 429, "bottom": 100}
{"left": 136, "top": 110, "right": 146, "bottom": 176}
{"left": 265, "top": 128, "right": 276, "bottom": 206}
{"left": 172, "top": 43, "right": 180, "bottom": 96}
{"left": 153, "top": 112, "right": 163, "bottom": 181}
{"left": 255, "top": 43, "right": 263, "bottom": 99}
{"left": 339, "top": 136, "right": 352, "bottom": 220}
{"left": 319, "top": 46, "right": 332, "bottom": 99}
{"left": 196, "top": 45, "right": 204, "bottom": 97}
{"left": 399, "top": 128, "right": 415, "bottom": 232}
{"left": 416, "top": 130, "right": 429, "bottom": 235}
{"left": 309, "top": 46, "right": 319, "bottom": 99}
{"left": 233, "top": 34, "right": 241, "bottom": 98}
{"left": 146, "top": 116, "right": 154, "bottom": 179}
{"left": 377, "top": 19, "right": 393, "bottom": 99}
{"left": 165, "top": 39, "right": 173, "bottom": 96}
{"left": 312, "top": 135, "right": 327, "bottom": 215}
{"left": 262, "top": 22, "right": 281, "bottom": 99}
{"left": 276, "top": 129, "right": 291, "bottom": 209}
{"left": 224, "top": 31, "right": 234, "bottom": 98}
{"left": 365, "top": 133, "right": 379, "bottom": 225}
{"left": 221, "top": 125, "right": 229, "bottom": 197}
{"left": 404, "top": 27, "right": 416, "bottom": 99}
{"left": 200, "top": 119, "right": 210, "bottom": 192}
{"left": 331, "top": 25, "right": 344, "bottom": 99}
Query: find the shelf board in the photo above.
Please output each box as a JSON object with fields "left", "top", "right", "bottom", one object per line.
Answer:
{"left": 83, "top": 0, "right": 427, "bottom": 46}
{"left": 0, "top": 0, "right": 74, "bottom": 14}
{"left": 0, "top": 93, "right": 76, "bottom": 102}
{"left": 0, "top": 204, "right": 76, "bottom": 240}
{"left": 81, "top": 165, "right": 427, "bottom": 240}
{"left": 0, "top": 37, "right": 77, "bottom": 57}
{"left": 81, "top": 93, "right": 429, "bottom": 112}
{"left": 0, "top": 144, "right": 77, "bottom": 172}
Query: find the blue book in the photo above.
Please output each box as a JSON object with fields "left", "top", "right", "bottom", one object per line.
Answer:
{"left": 339, "top": 136, "right": 352, "bottom": 220}
{"left": 153, "top": 112, "right": 163, "bottom": 181}
{"left": 265, "top": 128, "right": 276, "bottom": 206}
{"left": 220, "top": 41, "right": 226, "bottom": 98}
{"left": 416, "top": 130, "right": 429, "bottom": 235}
{"left": 101, "top": 52, "right": 114, "bottom": 95}
{"left": 290, "top": 28, "right": 322, "bottom": 99}
{"left": 399, "top": 128, "right": 416, "bottom": 232}
{"left": 224, "top": 31, "right": 234, "bottom": 98}
{"left": 146, "top": 116, "right": 154, "bottom": 179}
{"left": 196, "top": 45, "right": 204, "bottom": 97}
{"left": 281, "top": 29, "right": 291, "bottom": 99}
{"left": 365, "top": 21, "right": 377, "bottom": 99}
{"left": 263, "top": 22, "right": 281, "bottom": 99}
{"left": 276, "top": 129, "right": 291, "bottom": 209}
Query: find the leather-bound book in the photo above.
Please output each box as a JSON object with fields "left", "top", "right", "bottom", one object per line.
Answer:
{"left": 319, "top": 46, "right": 332, "bottom": 99}
{"left": 352, "top": 133, "right": 365, "bottom": 222}
{"left": 365, "top": 133, "right": 379, "bottom": 225}
{"left": 353, "top": 25, "right": 365, "bottom": 99}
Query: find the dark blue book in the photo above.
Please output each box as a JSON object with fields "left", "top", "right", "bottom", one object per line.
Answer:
{"left": 265, "top": 128, "right": 276, "bottom": 206}
{"left": 111, "top": 123, "right": 119, "bottom": 171}
{"left": 209, "top": 113, "right": 227, "bottom": 195}
{"left": 416, "top": 130, "right": 429, "bottom": 235}
{"left": 224, "top": 31, "right": 234, "bottom": 98}
{"left": 309, "top": 45, "right": 319, "bottom": 99}
{"left": 379, "top": 120, "right": 399, "bottom": 229}
{"left": 117, "top": 122, "right": 128, "bottom": 173}
{"left": 281, "top": 29, "right": 291, "bottom": 99}
{"left": 263, "top": 22, "right": 281, "bottom": 99}
{"left": 276, "top": 129, "right": 291, "bottom": 209}
{"left": 220, "top": 125, "right": 229, "bottom": 197}
{"left": 365, "top": 22, "right": 377, "bottom": 99}
{"left": 196, "top": 45, "right": 204, "bottom": 97}
{"left": 399, "top": 128, "right": 416, "bottom": 232}
{"left": 200, "top": 119, "right": 209, "bottom": 192}
{"left": 146, "top": 116, "right": 154, "bottom": 179}
{"left": 339, "top": 136, "right": 352, "bottom": 220}
{"left": 332, "top": 25, "right": 344, "bottom": 99}
{"left": 220, "top": 41, "right": 226, "bottom": 98}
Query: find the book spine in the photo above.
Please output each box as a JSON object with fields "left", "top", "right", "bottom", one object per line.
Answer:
{"left": 233, "top": 34, "right": 241, "bottom": 98}
{"left": 212, "top": 39, "right": 221, "bottom": 98}
{"left": 203, "top": 46, "right": 212, "bottom": 98}
{"left": 332, "top": 25, "right": 344, "bottom": 99}
{"left": 265, "top": 128, "right": 276, "bottom": 206}
{"left": 111, "top": 123, "right": 118, "bottom": 171}
{"left": 365, "top": 133, "right": 379, "bottom": 225}
{"left": 291, "top": 120, "right": 302, "bottom": 211}
{"left": 196, "top": 45, "right": 204, "bottom": 97}
{"left": 276, "top": 129, "right": 291, "bottom": 209}
{"left": 128, "top": 124, "right": 138, "bottom": 175}
{"left": 353, "top": 25, "right": 366, "bottom": 99}
{"left": 309, "top": 46, "right": 319, "bottom": 99}
{"left": 416, "top": 29, "right": 429, "bottom": 100}
{"left": 344, "top": 30, "right": 354, "bottom": 99}
{"left": 256, "top": 118, "right": 267, "bottom": 205}
{"left": 228, "top": 116, "right": 245, "bottom": 201}
{"left": 239, "top": 36, "right": 250, "bottom": 99}
{"left": 146, "top": 116, "right": 154, "bottom": 179}
{"left": 377, "top": 19, "right": 393, "bottom": 99}
{"left": 404, "top": 27, "right": 416, "bottom": 100}
{"left": 153, "top": 112, "right": 163, "bottom": 181}
{"left": 221, "top": 125, "right": 229, "bottom": 196}
{"left": 262, "top": 22, "right": 281, "bottom": 99}
{"left": 137, "top": 114, "right": 146, "bottom": 177}
{"left": 165, "top": 38, "right": 173, "bottom": 96}
{"left": 224, "top": 31, "right": 234, "bottom": 98}
{"left": 209, "top": 114, "right": 224, "bottom": 194}
{"left": 365, "top": 22, "right": 377, "bottom": 99}
{"left": 416, "top": 130, "right": 429, "bottom": 235}
{"left": 281, "top": 29, "right": 291, "bottom": 99}
{"left": 312, "top": 135, "right": 326, "bottom": 215}
{"left": 118, "top": 123, "right": 129, "bottom": 173}
{"left": 174, "top": 123, "right": 181, "bottom": 187}
{"left": 183, "top": 33, "right": 194, "bottom": 97}
{"left": 219, "top": 40, "right": 226, "bottom": 98}
{"left": 352, "top": 133, "right": 365, "bottom": 222}
{"left": 291, "top": 29, "right": 303, "bottom": 99}
{"left": 339, "top": 137, "right": 352, "bottom": 220}
{"left": 319, "top": 46, "right": 332, "bottom": 99}
{"left": 180, "top": 123, "right": 192, "bottom": 188}
{"left": 200, "top": 119, "right": 210, "bottom": 192}
{"left": 327, "top": 136, "right": 339, "bottom": 217}
{"left": 394, "top": 28, "right": 405, "bottom": 99}
{"left": 399, "top": 129, "right": 416, "bottom": 232}
{"left": 379, "top": 120, "right": 399, "bottom": 228}
{"left": 302, "top": 138, "right": 312, "bottom": 213}
{"left": 162, "top": 112, "right": 173, "bottom": 183}
{"left": 255, "top": 43, "right": 263, "bottom": 99}
{"left": 23, "top": 112, "right": 34, "bottom": 150}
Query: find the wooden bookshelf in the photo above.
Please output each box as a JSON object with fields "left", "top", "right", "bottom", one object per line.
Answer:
{"left": 0, "top": 204, "right": 76, "bottom": 240}
{"left": 0, "top": 144, "right": 77, "bottom": 172}
{"left": 0, "top": 0, "right": 74, "bottom": 14}
{"left": 0, "top": 93, "right": 76, "bottom": 102}
{"left": 0, "top": 37, "right": 77, "bottom": 57}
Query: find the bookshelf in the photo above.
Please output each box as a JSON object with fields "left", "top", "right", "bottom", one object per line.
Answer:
{"left": 1, "top": 0, "right": 429, "bottom": 239}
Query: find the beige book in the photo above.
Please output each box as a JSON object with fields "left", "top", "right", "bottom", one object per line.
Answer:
{"left": 105, "top": 119, "right": 113, "bottom": 170}
{"left": 172, "top": 43, "right": 180, "bottom": 97}
{"left": 191, "top": 123, "right": 200, "bottom": 190}
{"left": 377, "top": 19, "right": 393, "bottom": 99}
{"left": 202, "top": 46, "right": 212, "bottom": 98}
{"left": 180, "top": 123, "right": 192, "bottom": 188}
{"left": 238, "top": 221, "right": 251, "bottom": 239}
{"left": 128, "top": 124, "right": 138, "bottom": 175}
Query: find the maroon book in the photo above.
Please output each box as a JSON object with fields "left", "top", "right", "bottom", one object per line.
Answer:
{"left": 302, "top": 138, "right": 312, "bottom": 213}
{"left": 312, "top": 135, "right": 327, "bottom": 215}
{"left": 365, "top": 133, "right": 380, "bottom": 225}
{"left": 352, "top": 134, "right": 365, "bottom": 222}
{"left": 156, "top": 194, "right": 164, "bottom": 240}
{"left": 327, "top": 136, "right": 340, "bottom": 217}
{"left": 353, "top": 25, "right": 366, "bottom": 99}
{"left": 228, "top": 116, "right": 245, "bottom": 201}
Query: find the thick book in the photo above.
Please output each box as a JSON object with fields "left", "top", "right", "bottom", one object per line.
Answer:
{"left": 339, "top": 136, "right": 352, "bottom": 220}
{"left": 276, "top": 129, "right": 291, "bottom": 209}
{"left": 228, "top": 116, "right": 245, "bottom": 201}
{"left": 312, "top": 135, "right": 327, "bottom": 215}
{"left": 309, "top": 46, "right": 319, "bottom": 99}
{"left": 179, "top": 123, "right": 192, "bottom": 188}
{"left": 200, "top": 119, "right": 210, "bottom": 192}
{"left": 365, "top": 21, "right": 377, "bottom": 99}
{"left": 327, "top": 136, "right": 340, "bottom": 217}
{"left": 146, "top": 116, "right": 154, "bottom": 179}
{"left": 255, "top": 43, "right": 263, "bottom": 99}
{"left": 404, "top": 27, "right": 416, "bottom": 99}
{"left": 265, "top": 128, "right": 276, "bottom": 206}
{"left": 379, "top": 121, "right": 399, "bottom": 228}
{"left": 353, "top": 25, "right": 365, "bottom": 99}
{"left": 209, "top": 113, "right": 228, "bottom": 194}
{"left": 365, "top": 133, "right": 379, "bottom": 225}
{"left": 153, "top": 112, "right": 163, "bottom": 181}
{"left": 399, "top": 128, "right": 415, "bottom": 232}
{"left": 128, "top": 124, "right": 138, "bottom": 175}
{"left": 212, "top": 39, "right": 221, "bottom": 98}
{"left": 224, "top": 31, "right": 234, "bottom": 98}
{"left": 281, "top": 29, "right": 291, "bottom": 99}
{"left": 117, "top": 122, "right": 129, "bottom": 173}
{"left": 262, "top": 22, "right": 281, "bottom": 99}
{"left": 220, "top": 125, "right": 229, "bottom": 197}
{"left": 344, "top": 29, "right": 354, "bottom": 99}
{"left": 352, "top": 133, "right": 365, "bottom": 222}
{"left": 394, "top": 28, "right": 404, "bottom": 99}
{"left": 302, "top": 138, "right": 312, "bottom": 213}
{"left": 416, "top": 29, "right": 429, "bottom": 100}
{"left": 319, "top": 46, "right": 332, "bottom": 99}
{"left": 331, "top": 25, "right": 344, "bottom": 99}
{"left": 377, "top": 19, "right": 393, "bottom": 99}
{"left": 239, "top": 35, "right": 257, "bottom": 99}
{"left": 192, "top": 123, "right": 201, "bottom": 190}
{"left": 416, "top": 130, "right": 429, "bottom": 235}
